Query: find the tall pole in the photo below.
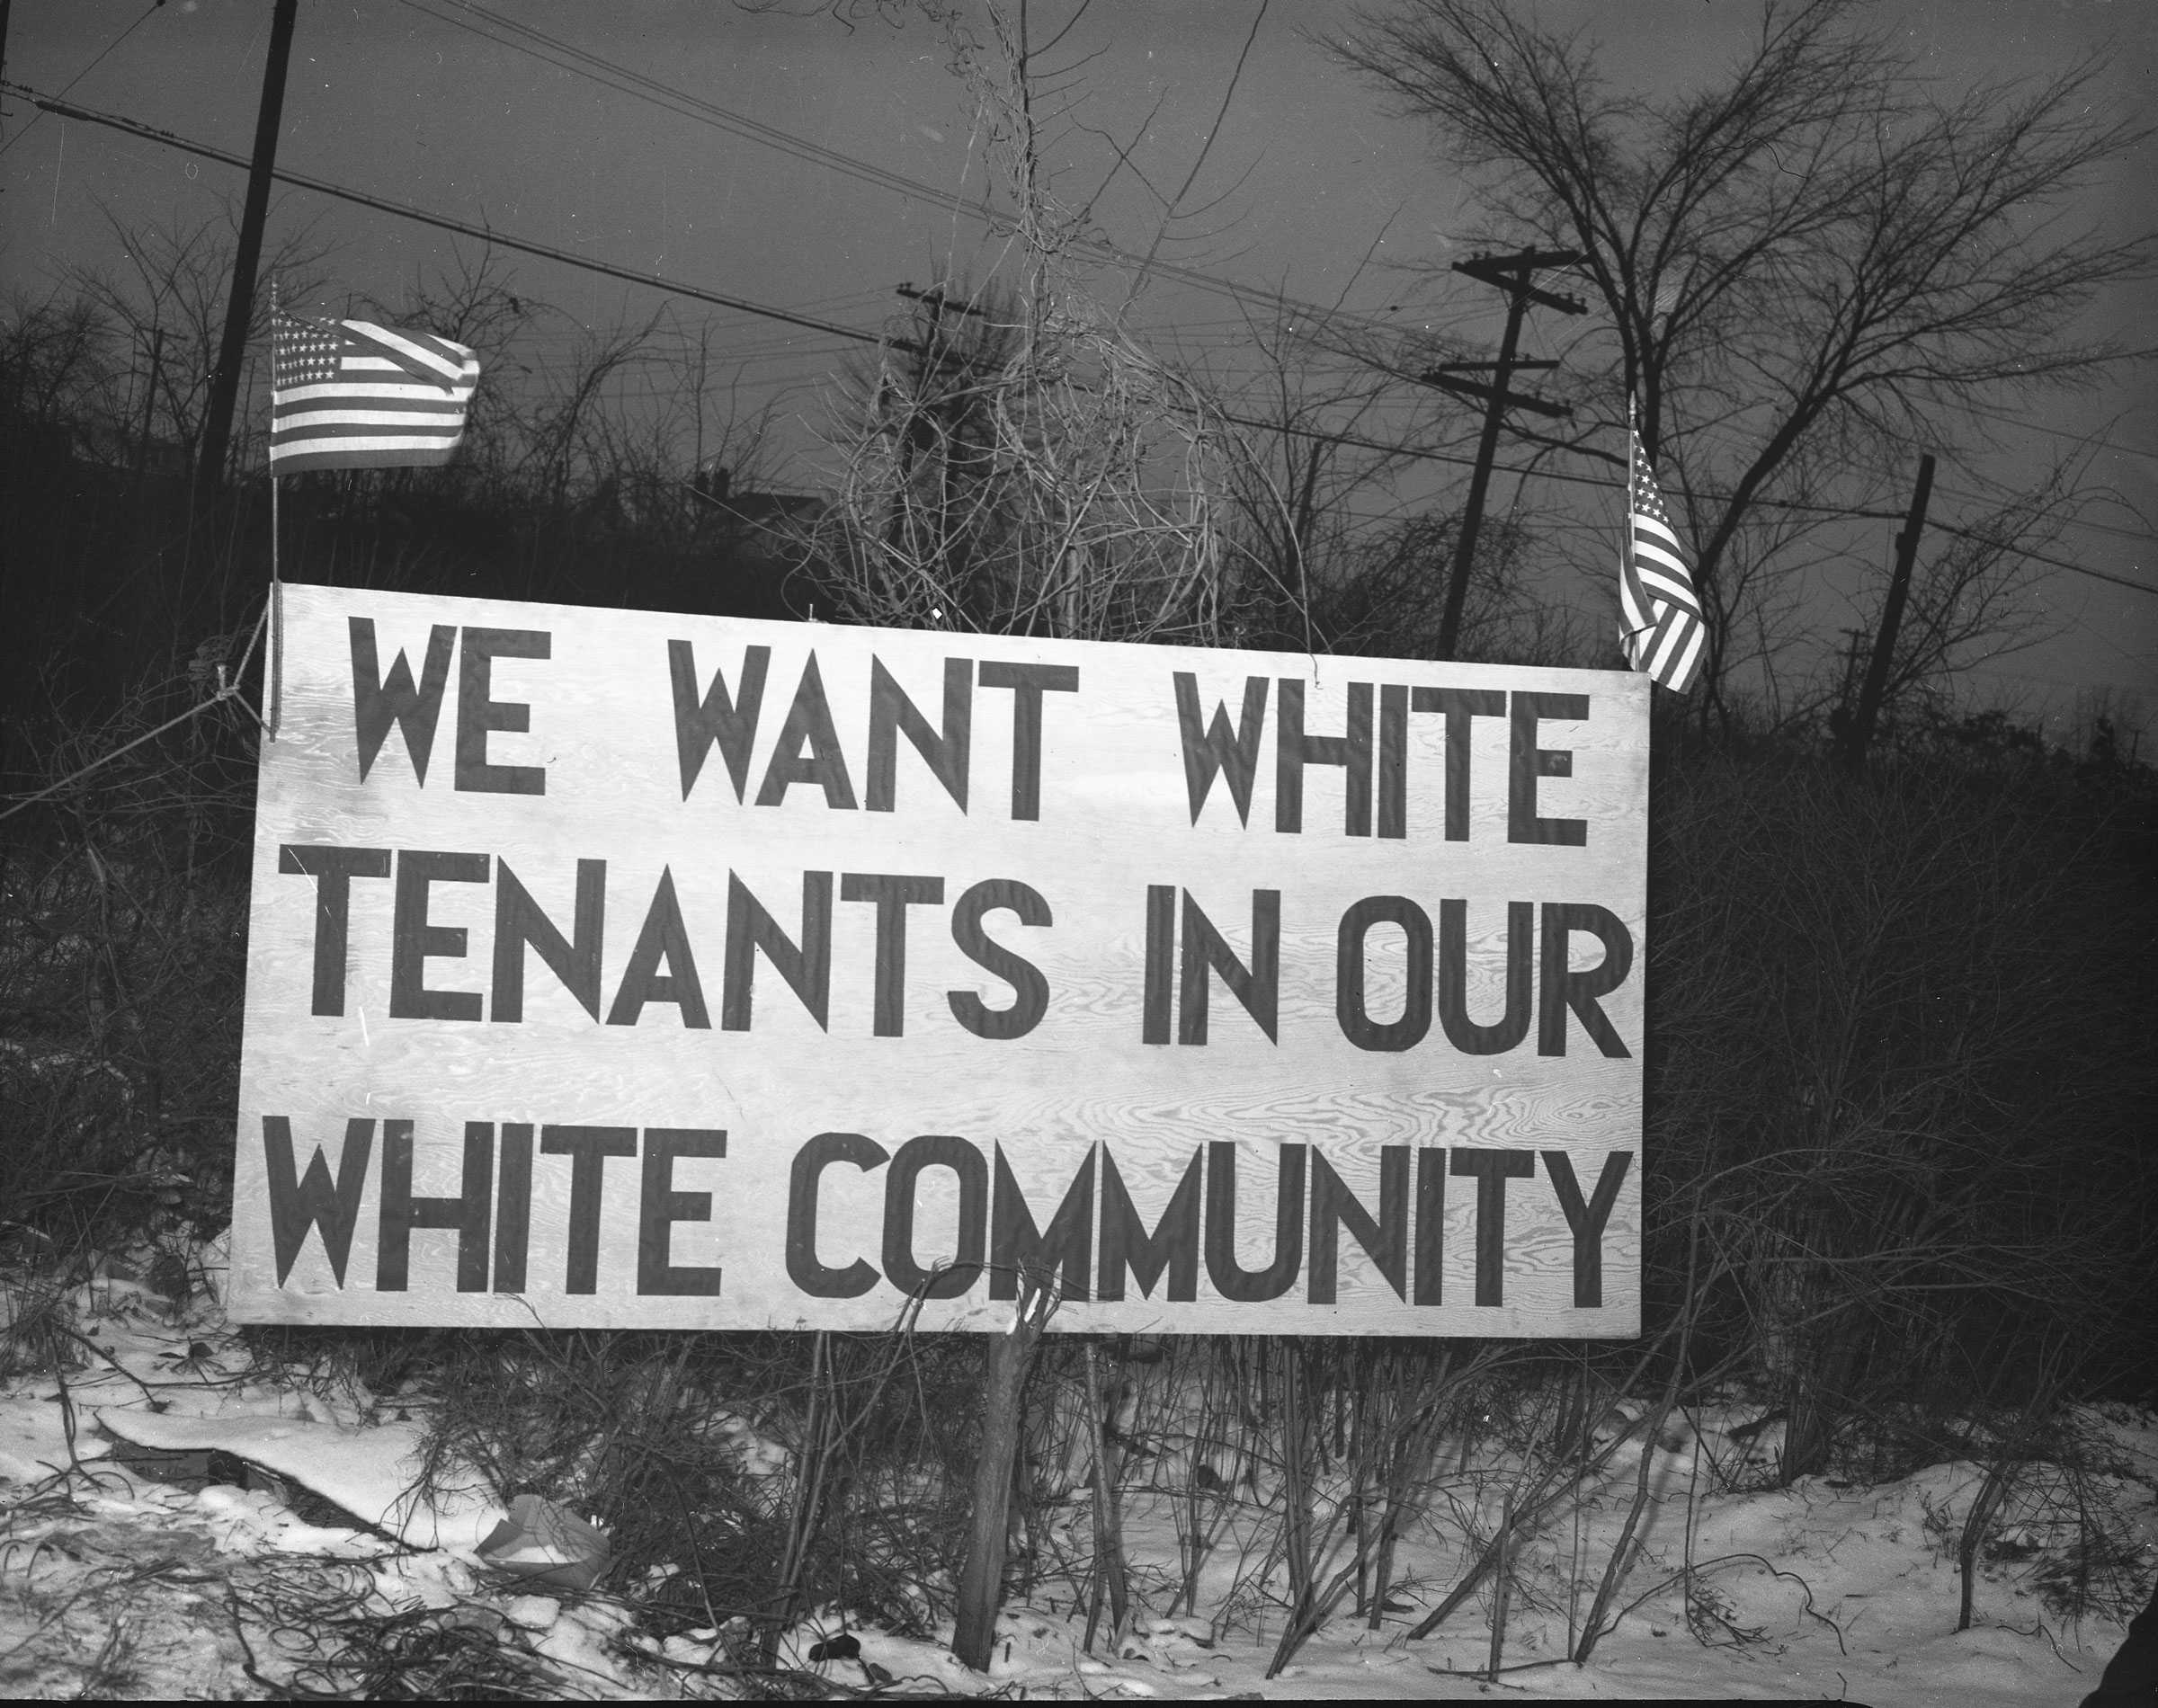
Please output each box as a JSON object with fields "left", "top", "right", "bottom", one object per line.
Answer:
{"left": 1421, "top": 249, "right": 1584, "bottom": 661}
{"left": 192, "top": 0, "right": 297, "bottom": 512}
{"left": 1435, "top": 289, "right": 1529, "bottom": 659}
{"left": 952, "top": 1303, "right": 1045, "bottom": 1671}
{"left": 1842, "top": 453, "right": 1937, "bottom": 774}
{"left": 0, "top": 1, "right": 15, "bottom": 154}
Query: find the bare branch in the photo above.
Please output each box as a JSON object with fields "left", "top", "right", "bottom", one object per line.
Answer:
{"left": 1333, "top": 0, "right": 2153, "bottom": 714}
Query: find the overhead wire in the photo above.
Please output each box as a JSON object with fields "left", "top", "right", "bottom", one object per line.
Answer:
{"left": 13, "top": 83, "right": 2154, "bottom": 601}
{"left": 392, "top": 0, "right": 1425, "bottom": 344}
{"left": 0, "top": 0, "right": 164, "bottom": 158}
{"left": 1951, "top": 396, "right": 2158, "bottom": 467}
{"left": 1926, "top": 476, "right": 2155, "bottom": 548}
{"left": 12, "top": 84, "right": 917, "bottom": 355}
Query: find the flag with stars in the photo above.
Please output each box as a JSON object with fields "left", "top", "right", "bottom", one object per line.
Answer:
{"left": 1619, "top": 426, "right": 1706, "bottom": 692}
{"left": 270, "top": 311, "right": 479, "bottom": 473}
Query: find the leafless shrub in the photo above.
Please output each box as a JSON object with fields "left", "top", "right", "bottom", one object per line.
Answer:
{"left": 1645, "top": 734, "right": 2156, "bottom": 1481}
{"left": 1, "top": 663, "right": 255, "bottom": 1255}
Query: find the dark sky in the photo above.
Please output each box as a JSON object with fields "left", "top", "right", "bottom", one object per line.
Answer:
{"left": 4, "top": 0, "right": 2151, "bottom": 728}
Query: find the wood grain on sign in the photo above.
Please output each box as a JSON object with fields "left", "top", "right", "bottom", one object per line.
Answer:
{"left": 230, "top": 584, "right": 1647, "bottom": 1335}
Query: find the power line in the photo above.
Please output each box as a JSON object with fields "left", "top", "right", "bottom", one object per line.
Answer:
{"left": 0, "top": 0, "right": 162, "bottom": 158}
{"left": 1929, "top": 475, "right": 2156, "bottom": 547}
{"left": 1961, "top": 664, "right": 2154, "bottom": 696}
{"left": 19, "top": 84, "right": 2156, "bottom": 603}
{"left": 1953, "top": 396, "right": 2158, "bottom": 467}
{"left": 12, "top": 83, "right": 911, "bottom": 353}
{"left": 393, "top": 0, "right": 1425, "bottom": 345}
{"left": 1212, "top": 410, "right": 2158, "bottom": 596}
{"left": 1920, "top": 524, "right": 2155, "bottom": 596}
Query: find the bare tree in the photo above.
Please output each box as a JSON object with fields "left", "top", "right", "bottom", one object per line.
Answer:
{"left": 65, "top": 203, "right": 330, "bottom": 477}
{"left": 1333, "top": 0, "right": 2152, "bottom": 717}
{"left": 0, "top": 288, "right": 121, "bottom": 439}
{"left": 1199, "top": 315, "right": 1414, "bottom": 649}
{"left": 1816, "top": 465, "right": 2084, "bottom": 743}
{"left": 1187, "top": 308, "right": 1588, "bottom": 663}
{"left": 801, "top": 3, "right": 1242, "bottom": 645}
{"left": 807, "top": 280, "right": 1235, "bottom": 641}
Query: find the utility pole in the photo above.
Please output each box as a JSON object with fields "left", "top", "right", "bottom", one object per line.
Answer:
{"left": 890, "top": 283, "right": 989, "bottom": 565}
{"left": 1421, "top": 249, "right": 1584, "bottom": 660}
{"left": 0, "top": 1, "right": 14, "bottom": 157}
{"left": 897, "top": 280, "right": 986, "bottom": 371}
{"left": 192, "top": 0, "right": 297, "bottom": 512}
{"left": 1841, "top": 453, "right": 1937, "bottom": 775}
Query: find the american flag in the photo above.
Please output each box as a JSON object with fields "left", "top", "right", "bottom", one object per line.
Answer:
{"left": 269, "top": 312, "right": 479, "bottom": 474}
{"left": 1619, "top": 426, "right": 1706, "bottom": 692}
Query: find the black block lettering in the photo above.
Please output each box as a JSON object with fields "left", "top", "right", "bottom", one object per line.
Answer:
{"left": 947, "top": 878, "right": 1051, "bottom": 1040}
{"left": 1203, "top": 1141, "right": 1306, "bottom": 1303}
{"left": 1438, "top": 899, "right": 1534, "bottom": 1055}
{"left": 881, "top": 1134, "right": 986, "bottom": 1298}
{"left": 867, "top": 656, "right": 972, "bottom": 813}
{"left": 669, "top": 639, "right": 770, "bottom": 802}
{"left": 1507, "top": 691, "right": 1588, "bottom": 846}
{"left": 1275, "top": 679, "right": 1372, "bottom": 835}
{"left": 991, "top": 1143, "right": 1094, "bottom": 1301}
{"left": 1307, "top": 1147, "right": 1409, "bottom": 1303}
{"left": 1378, "top": 683, "right": 1409, "bottom": 839}
{"left": 1180, "top": 888, "right": 1280, "bottom": 1045}
{"left": 493, "top": 858, "right": 606, "bottom": 1022}
{"left": 455, "top": 627, "right": 549, "bottom": 795}
{"left": 1411, "top": 687, "right": 1505, "bottom": 841}
{"left": 787, "top": 1132, "right": 888, "bottom": 1298}
{"left": 1414, "top": 1148, "right": 1446, "bottom": 1305}
{"left": 377, "top": 1120, "right": 493, "bottom": 1293}
{"left": 843, "top": 872, "right": 945, "bottom": 1036}
{"left": 494, "top": 1123, "right": 533, "bottom": 1293}
{"left": 540, "top": 1125, "right": 638, "bottom": 1294}
{"left": 262, "top": 1116, "right": 375, "bottom": 1287}
{"left": 1173, "top": 672, "right": 1268, "bottom": 825}
{"left": 1141, "top": 885, "right": 1176, "bottom": 1045}
{"left": 1336, "top": 896, "right": 1433, "bottom": 1053}
{"left": 755, "top": 654, "right": 858, "bottom": 809}
{"left": 722, "top": 871, "right": 833, "bottom": 1031}
{"left": 1537, "top": 903, "right": 1634, "bottom": 1058}
{"left": 350, "top": 618, "right": 454, "bottom": 784}
{"left": 1450, "top": 1148, "right": 1536, "bottom": 1306}
{"left": 389, "top": 850, "right": 488, "bottom": 1021}
{"left": 978, "top": 660, "right": 1079, "bottom": 821}
{"left": 638, "top": 1129, "right": 727, "bottom": 1296}
{"left": 279, "top": 844, "right": 391, "bottom": 1017}
{"left": 607, "top": 867, "right": 711, "bottom": 1027}
{"left": 1096, "top": 1145, "right": 1201, "bottom": 1302}
{"left": 1541, "top": 1149, "right": 1632, "bottom": 1308}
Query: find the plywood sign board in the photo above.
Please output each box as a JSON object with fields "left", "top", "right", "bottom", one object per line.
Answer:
{"left": 230, "top": 584, "right": 1649, "bottom": 1335}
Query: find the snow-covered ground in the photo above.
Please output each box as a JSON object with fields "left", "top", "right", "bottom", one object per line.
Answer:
{"left": 3, "top": 1253, "right": 2151, "bottom": 1701}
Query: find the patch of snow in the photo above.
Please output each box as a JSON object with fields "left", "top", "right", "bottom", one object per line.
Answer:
{"left": 94, "top": 1406, "right": 497, "bottom": 1551}
{"left": 3, "top": 1268, "right": 2149, "bottom": 1700}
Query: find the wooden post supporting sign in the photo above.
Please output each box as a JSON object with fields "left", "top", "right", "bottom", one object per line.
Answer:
{"left": 952, "top": 1292, "right": 1048, "bottom": 1671}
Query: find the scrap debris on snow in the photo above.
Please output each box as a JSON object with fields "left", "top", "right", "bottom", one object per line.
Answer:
{"left": 3, "top": 1256, "right": 2152, "bottom": 1701}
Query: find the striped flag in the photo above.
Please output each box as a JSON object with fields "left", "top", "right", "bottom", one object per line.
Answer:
{"left": 269, "top": 311, "right": 479, "bottom": 474}
{"left": 1619, "top": 425, "right": 1706, "bottom": 692}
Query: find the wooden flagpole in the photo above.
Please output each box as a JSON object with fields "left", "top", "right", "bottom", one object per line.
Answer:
{"left": 269, "top": 476, "right": 281, "bottom": 739}
{"left": 1622, "top": 394, "right": 1639, "bottom": 675}
{"left": 268, "top": 280, "right": 282, "bottom": 740}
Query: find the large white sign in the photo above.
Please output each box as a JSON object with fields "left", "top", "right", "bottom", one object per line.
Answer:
{"left": 230, "top": 584, "right": 1648, "bottom": 1334}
